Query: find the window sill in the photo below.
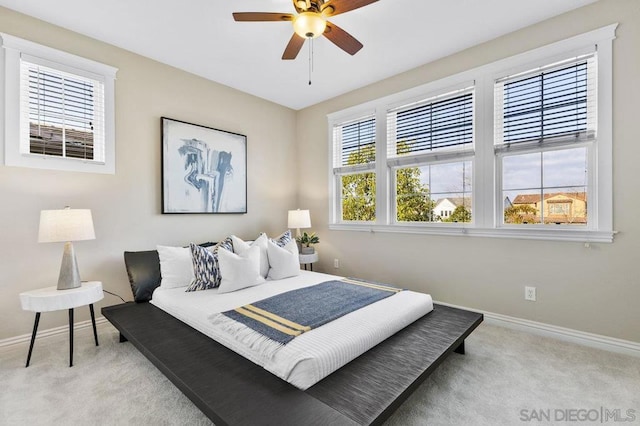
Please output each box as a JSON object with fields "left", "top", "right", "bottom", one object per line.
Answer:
{"left": 328, "top": 223, "right": 615, "bottom": 243}
{"left": 5, "top": 152, "right": 114, "bottom": 174}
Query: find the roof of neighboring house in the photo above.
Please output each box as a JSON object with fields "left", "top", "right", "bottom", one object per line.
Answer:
{"left": 512, "top": 192, "right": 586, "bottom": 205}
{"left": 29, "top": 123, "right": 94, "bottom": 159}
{"left": 434, "top": 197, "right": 471, "bottom": 209}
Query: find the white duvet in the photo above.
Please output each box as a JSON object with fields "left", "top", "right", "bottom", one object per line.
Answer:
{"left": 151, "top": 270, "right": 433, "bottom": 390}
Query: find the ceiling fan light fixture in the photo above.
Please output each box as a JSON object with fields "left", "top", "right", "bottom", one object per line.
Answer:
{"left": 293, "top": 12, "right": 326, "bottom": 39}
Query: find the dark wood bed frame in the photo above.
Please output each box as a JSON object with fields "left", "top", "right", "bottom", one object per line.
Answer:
{"left": 102, "top": 302, "right": 482, "bottom": 425}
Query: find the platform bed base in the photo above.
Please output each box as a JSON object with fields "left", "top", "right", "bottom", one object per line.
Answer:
{"left": 102, "top": 302, "right": 482, "bottom": 425}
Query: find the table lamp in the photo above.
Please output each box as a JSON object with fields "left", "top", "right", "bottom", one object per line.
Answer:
{"left": 38, "top": 207, "right": 95, "bottom": 290}
{"left": 287, "top": 209, "right": 311, "bottom": 238}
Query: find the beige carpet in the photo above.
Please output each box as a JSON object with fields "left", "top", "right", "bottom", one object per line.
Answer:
{"left": 1, "top": 321, "right": 639, "bottom": 425}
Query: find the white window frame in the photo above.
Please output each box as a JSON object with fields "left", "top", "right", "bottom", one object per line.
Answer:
{"left": 1, "top": 33, "right": 118, "bottom": 174}
{"left": 328, "top": 24, "right": 616, "bottom": 243}
{"left": 330, "top": 110, "right": 378, "bottom": 224}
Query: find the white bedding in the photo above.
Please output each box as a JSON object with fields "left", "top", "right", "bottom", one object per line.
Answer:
{"left": 151, "top": 270, "right": 433, "bottom": 389}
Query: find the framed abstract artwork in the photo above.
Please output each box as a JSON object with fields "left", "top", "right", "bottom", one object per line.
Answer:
{"left": 161, "top": 117, "right": 247, "bottom": 214}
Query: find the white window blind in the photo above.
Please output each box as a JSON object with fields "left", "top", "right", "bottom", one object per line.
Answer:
{"left": 332, "top": 115, "right": 376, "bottom": 172}
{"left": 494, "top": 54, "right": 597, "bottom": 152}
{"left": 386, "top": 87, "right": 474, "bottom": 165}
{"left": 20, "top": 57, "right": 105, "bottom": 162}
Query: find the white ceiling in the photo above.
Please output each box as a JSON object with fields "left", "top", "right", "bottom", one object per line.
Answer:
{"left": 0, "top": 0, "right": 597, "bottom": 110}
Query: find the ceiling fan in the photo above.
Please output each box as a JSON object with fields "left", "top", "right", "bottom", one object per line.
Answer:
{"left": 233, "top": 0, "right": 378, "bottom": 60}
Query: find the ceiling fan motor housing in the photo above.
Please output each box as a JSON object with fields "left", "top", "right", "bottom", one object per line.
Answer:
{"left": 293, "top": 12, "right": 327, "bottom": 39}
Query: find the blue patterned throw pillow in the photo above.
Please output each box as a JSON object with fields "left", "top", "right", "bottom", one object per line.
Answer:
{"left": 186, "top": 238, "right": 233, "bottom": 292}
{"left": 271, "top": 230, "right": 292, "bottom": 248}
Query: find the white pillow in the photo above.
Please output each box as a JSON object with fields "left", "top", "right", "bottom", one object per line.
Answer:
{"left": 157, "top": 245, "right": 194, "bottom": 289}
{"left": 218, "top": 245, "right": 265, "bottom": 294}
{"left": 231, "top": 233, "right": 269, "bottom": 278}
{"left": 267, "top": 239, "right": 300, "bottom": 280}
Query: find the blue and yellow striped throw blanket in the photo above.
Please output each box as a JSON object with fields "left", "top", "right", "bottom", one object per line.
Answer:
{"left": 209, "top": 278, "right": 402, "bottom": 357}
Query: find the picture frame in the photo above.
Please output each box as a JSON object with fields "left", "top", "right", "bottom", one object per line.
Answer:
{"left": 161, "top": 117, "right": 247, "bottom": 214}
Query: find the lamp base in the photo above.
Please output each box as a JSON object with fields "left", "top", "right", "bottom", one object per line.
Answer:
{"left": 57, "top": 242, "right": 81, "bottom": 290}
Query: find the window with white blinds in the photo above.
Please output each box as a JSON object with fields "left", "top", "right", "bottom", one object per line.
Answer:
{"left": 22, "top": 59, "right": 105, "bottom": 162}
{"left": 494, "top": 54, "right": 597, "bottom": 151}
{"left": 327, "top": 24, "right": 614, "bottom": 241}
{"left": 495, "top": 53, "right": 598, "bottom": 228}
{"left": 332, "top": 115, "right": 377, "bottom": 222}
{"left": 2, "top": 33, "right": 117, "bottom": 174}
{"left": 387, "top": 87, "right": 474, "bottom": 162}
{"left": 332, "top": 115, "right": 376, "bottom": 170}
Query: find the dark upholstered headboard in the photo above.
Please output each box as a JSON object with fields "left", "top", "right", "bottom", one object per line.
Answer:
{"left": 124, "top": 242, "right": 216, "bottom": 303}
{"left": 124, "top": 250, "right": 161, "bottom": 303}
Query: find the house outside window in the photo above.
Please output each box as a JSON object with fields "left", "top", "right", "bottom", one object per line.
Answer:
{"left": 434, "top": 197, "right": 472, "bottom": 222}
{"left": 510, "top": 193, "right": 585, "bottom": 224}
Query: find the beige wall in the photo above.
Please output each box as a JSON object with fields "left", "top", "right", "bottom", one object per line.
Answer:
{"left": 0, "top": 7, "right": 297, "bottom": 340}
{"left": 296, "top": 0, "right": 640, "bottom": 343}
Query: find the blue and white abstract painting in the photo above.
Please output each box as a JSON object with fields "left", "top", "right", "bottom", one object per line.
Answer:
{"left": 162, "top": 118, "right": 247, "bottom": 214}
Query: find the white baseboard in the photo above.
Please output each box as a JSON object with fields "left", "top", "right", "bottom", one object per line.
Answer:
{"left": 0, "top": 316, "right": 110, "bottom": 348}
{"left": 435, "top": 301, "right": 640, "bottom": 358}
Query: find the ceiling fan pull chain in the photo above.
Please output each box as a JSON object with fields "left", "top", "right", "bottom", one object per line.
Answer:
{"left": 308, "top": 37, "right": 313, "bottom": 85}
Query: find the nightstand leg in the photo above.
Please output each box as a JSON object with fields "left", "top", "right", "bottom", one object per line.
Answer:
{"left": 89, "top": 304, "right": 99, "bottom": 346}
{"left": 25, "top": 312, "right": 41, "bottom": 368}
{"left": 69, "top": 308, "right": 74, "bottom": 367}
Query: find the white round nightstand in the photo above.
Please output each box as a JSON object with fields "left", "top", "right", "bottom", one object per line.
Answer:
{"left": 19, "top": 281, "right": 104, "bottom": 367}
{"left": 298, "top": 252, "right": 319, "bottom": 271}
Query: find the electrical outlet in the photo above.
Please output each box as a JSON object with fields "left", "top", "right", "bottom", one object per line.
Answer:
{"left": 525, "top": 286, "right": 536, "bottom": 301}
{"left": 334, "top": 258, "right": 340, "bottom": 269}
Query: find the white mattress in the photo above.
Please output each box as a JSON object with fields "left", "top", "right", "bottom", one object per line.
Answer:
{"left": 151, "top": 271, "right": 433, "bottom": 389}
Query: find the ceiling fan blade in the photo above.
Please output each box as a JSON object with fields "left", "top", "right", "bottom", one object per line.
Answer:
{"left": 232, "top": 12, "right": 293, "bottom": 22}
{"left": 282, "top": 34, "right": 306, "bottom": 60}
{"left": 323, "top": 21, "right": 363, "bottom": 55}
{"left": 321, "top": 0, "right": 378, "bottom": 17}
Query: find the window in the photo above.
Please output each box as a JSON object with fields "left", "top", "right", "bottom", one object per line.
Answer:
{"left": 387, "top": 88, "right": 474, "bottom": 223}
{"left": 332, "top": 115, "right": 376, "bottom": 222}
{"left": 2, "top": 33, "right": 117, "bottom": 173}
{"left": 549, "top": 201, "right": 572, "bottom": 216}
{"left": 496, "top": 56, "right": 595, "bottom": 227}
{"left": 25, "top": 60, "right": 103, "bottom": 161}
{"left": 328, "top": 24, "right": 615, "bottom": 242}
{"left": 394, "top": 161, "right": 473, "bottom": 223}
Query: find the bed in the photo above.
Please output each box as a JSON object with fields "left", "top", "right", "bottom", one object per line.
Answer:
{"left": 150, "top": 270, "right": 433, "bottom": 390}
{"left": 102, "top": 246, "right": 483, "bottom": 425}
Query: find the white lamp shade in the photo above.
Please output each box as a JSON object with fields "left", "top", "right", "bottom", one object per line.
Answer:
{"left": 38, "top": 209, "right": 96, "bottom": 243}
{"left": 288, "top": 209, "right": 311, "bottom": 229}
